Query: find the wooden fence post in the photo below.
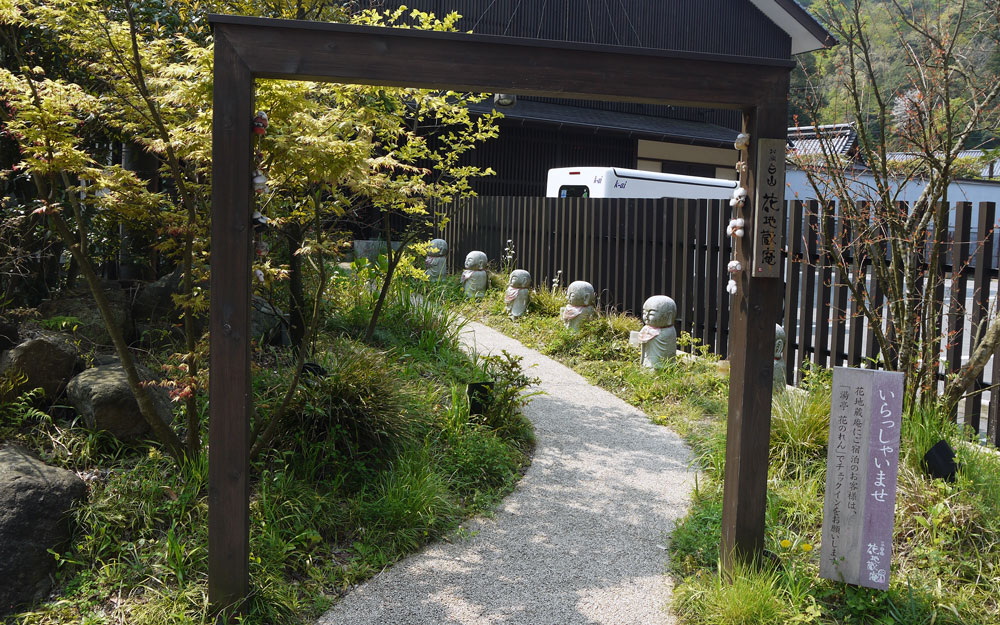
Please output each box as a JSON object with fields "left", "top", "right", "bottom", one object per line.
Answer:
{"left": 720, "top": 75, "right": 789, "bottom": 569}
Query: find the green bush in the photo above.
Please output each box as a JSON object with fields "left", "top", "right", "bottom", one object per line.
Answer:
{"left": 544, "top": 312, "right": 638, "bottom": 362}
{"left": 473, "top": 350, "right": 538, "bottom": 447}
{"left": 284, "top": 339, "right": 420, "bottom": 457}
{"left": 527, "top": 287, "right": 564, "bottom": 316}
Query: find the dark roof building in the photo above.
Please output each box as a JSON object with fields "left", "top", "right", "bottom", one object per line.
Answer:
{"left": 787, "top": 123, "right": 859, "bottom": 158}
{"left": 377, "top": 0, "right": 832, "bottom": 195}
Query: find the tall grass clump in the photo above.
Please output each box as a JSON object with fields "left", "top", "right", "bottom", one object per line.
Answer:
{"left": 675, "top": 560, "right": 789, "bottom": 625}
{"left": 544, "top": 309, "right": 639, "bottom": 363}
{"left": 282, "top": 338, "right": 421, "bottom": 458}
{"left": 354, "top": 447, "right": 462, "bottom": 559}
{"left": 770, "top": 364, "right": 832, "bottom": 470}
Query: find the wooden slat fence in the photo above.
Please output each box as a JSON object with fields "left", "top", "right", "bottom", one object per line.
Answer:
{"left": 440, "top": 197, "right": 733, "bottom": 355}
{"left": 439, "top": 196, "right": 1000, "bottom": 445}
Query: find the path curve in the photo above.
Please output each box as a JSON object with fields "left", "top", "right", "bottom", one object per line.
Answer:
{"left": 318, "top": 322, "right": 694, "bottom": 625}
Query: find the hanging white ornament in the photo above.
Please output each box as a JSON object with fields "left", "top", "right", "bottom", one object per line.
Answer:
{"left": 726, "top": 218, "right": 746, "bottom": 237}
{"left": 252, "top": 170, "right": 268, "bottom": 194}
{"left": 254, "top": 268, "right": 265, "bottom": 283}
{"left": 734, "top": 133, "right": 750, "bottom": 151}
{"left": 251, "top": 210, "right": 269, "bottom": 232}
{"left": 726, "top": 279, "right": 738, "bottom": 295}
{"left": 252, "top": 111, "right": 269, "bottom": 135}
{"left": 730, "top": 186, "right": 747, "bottom": 208}
{"left": 727, "top": 260, "right": 742, "bottom": 273}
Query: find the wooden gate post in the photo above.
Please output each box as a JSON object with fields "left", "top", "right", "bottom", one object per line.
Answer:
{"left": 720, "top": 75, "right": 790, "bottom": 571}
{"left": 208, "top": 30, "right": 254, "bottom": 615}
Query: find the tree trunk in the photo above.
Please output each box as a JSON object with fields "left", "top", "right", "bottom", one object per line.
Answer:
{"left": 49, "top": 211, "right": 187, "bottom": 463}
{"left": 286, "top": 222, "right": 306, "bottom": 351}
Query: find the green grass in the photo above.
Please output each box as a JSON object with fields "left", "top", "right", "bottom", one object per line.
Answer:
{"left": 449, "top": 277, "right": 1000, "bottom": 625}
{"left": 4, "top": 273, "right": 535, "bottom": 625}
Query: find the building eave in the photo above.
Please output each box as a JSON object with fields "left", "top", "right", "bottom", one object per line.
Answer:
{"left": 749, "top": 0, "right": 837, "bottom": 54}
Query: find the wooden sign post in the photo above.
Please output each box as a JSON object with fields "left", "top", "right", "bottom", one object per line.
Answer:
{"left": 820, "top": 367, "right": 903, "bottom": 589}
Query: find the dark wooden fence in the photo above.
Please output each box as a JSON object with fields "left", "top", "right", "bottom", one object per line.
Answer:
{"left": 439, "top": 196, "right": 1000, "bottom": 445}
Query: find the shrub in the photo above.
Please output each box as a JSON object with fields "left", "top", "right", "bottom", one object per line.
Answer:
{"left": 544, "top": 312, "right": 638, "bottom": 362}
{"left": 437, "top": 425, "right": 524, "bottom": 506}
{"left": 284, "top": 338, "right": 420, "bottom": 458}
{"left": 473, "top": 350, "right": 538, "bottom": 447}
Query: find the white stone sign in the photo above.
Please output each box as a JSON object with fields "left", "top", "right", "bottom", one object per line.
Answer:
{"left": 820, "top": 367, "right": 903, "bottom": 590}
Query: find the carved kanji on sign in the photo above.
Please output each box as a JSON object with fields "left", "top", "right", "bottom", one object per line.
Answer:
{"left": 752, "top": 138, "right": 786, "bottom": 277}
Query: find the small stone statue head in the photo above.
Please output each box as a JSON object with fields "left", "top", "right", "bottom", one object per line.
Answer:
{"left": 464, "top": 250, "right": 488, "bottom": 271}
{"left": 774, "top": 324, "right": 786, "bottom": 360}
{"left": 508, "top": 269, "right": 531, "bottom": 288}
{"left": 566, "top": 281, "right": 595, "bottom": 307}
{"left": 428, "top": 238, "right": 448, "bottom": 257}
{"left": 642, "top": 295, "right": 676, "bottom": 328}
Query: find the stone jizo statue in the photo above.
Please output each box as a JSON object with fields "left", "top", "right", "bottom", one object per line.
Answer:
{"left": 629, "top": 295, "right": 677, "bottom": 368}
{"left": 774, "top": 323, "right": 787, "bottom": 392}
{"left": 425, "top": 238, "right": 448, "bottom": 281}
{"left": 461, "top": 250, "right": 489, "bottom": 298}
{"left": 560, "top": 280, "right": 596, "bottom": 330}
{"left": 505, "top": 269, "right": 531, "bottom": 319}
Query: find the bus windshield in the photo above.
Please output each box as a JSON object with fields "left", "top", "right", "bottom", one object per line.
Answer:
{"left": 559, "top": 185, "right": 589, "bottom": 198}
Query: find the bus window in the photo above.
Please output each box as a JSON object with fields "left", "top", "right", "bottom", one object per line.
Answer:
{"left": 559, "top": 185, "right": 589, "bottom": 198}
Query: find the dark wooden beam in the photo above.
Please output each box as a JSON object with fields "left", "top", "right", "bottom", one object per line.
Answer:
{"left": 208, "top": 30, "right": 253, "bottom": 616}
{"left": 720, "top": 73, "right": 790, "bottom": 570}
{"left": 210, "top": 16, "right": 791, "bottom": 109}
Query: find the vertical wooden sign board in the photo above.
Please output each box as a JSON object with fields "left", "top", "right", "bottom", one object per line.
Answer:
{"left": 752, "top": 138, "right": 785, "bottom": 277}
{"left": 820, "top": 368, "right": 903, "bottom": 589}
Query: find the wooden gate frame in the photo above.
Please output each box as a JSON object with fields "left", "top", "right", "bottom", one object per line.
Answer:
{"left": 209, "top": 13, "right": 792, "bottom": 616}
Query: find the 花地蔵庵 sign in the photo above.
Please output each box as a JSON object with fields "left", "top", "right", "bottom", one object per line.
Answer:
{"left": 751, "top": 138, "right": 785, "bottom": 278}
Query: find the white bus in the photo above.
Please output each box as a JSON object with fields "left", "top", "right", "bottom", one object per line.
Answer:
{"left": 546, "top": 166, "right": 738, "bottom": 200}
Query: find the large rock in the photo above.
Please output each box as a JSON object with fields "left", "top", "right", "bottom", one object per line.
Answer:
{"left": 252, "top": 295, "right": 291, "bottom": 347}
{"left": 0, "top": 335, "right": 82, "bottom": 402}
{"left": 132, "top": 268, "right": 182, "bottom": 323}
{"left": 66, "top": 363, "right": 174, "bottom": 441}
{"left": 38, "top": 282, "right": 131, "bottom": 347}
{"left": 0, "top": 445, "right": 87, "bottom": 616}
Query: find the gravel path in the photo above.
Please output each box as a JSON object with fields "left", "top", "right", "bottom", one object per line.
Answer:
{"left": 318, "top": 321, "right": 694, "bottom": 625}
